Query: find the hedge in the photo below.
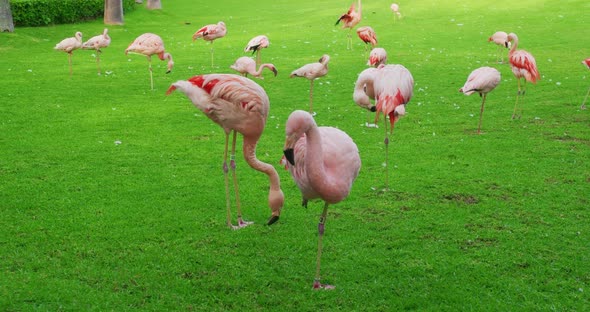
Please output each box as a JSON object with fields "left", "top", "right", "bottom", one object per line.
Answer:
{"left": 10, "top": 0, "right": 136, "bottom": 27}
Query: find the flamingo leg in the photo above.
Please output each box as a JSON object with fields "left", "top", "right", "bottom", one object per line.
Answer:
{"left": 96, "top": 50, "right": 101, "bottom": 75}
{"left": 230, "top": 130, "right": 252, "bottom": 229}
{"left": 477, "top": 93, "right": 487, "bottom": 134}
{"left": 313, "top": 203, "right": 334, "bottom": 290}
{"left": 68, "top": 52, "right": 73, "bottom": 77}
{"left": 309, "top": 79, "right": 315, "bottom": 115}
{"left": 256, "top": 50, "right": 261, "bottom": 68}
{"left": 347, "top": 29, "right": 353, "bottom": 50}
{"left": 512, "top": 79, "right": 521, "bottom": 119}
{"left": 147, "top": 56, "right": 154, "bottom": 90}
{"left": 222, "top": 132, "right": 234, "bottom": 229}
{"left": 383, "top": 114, "right": 390, "bottom": 190}
{"left": 210, "top": 41, "right": 214, "bottom": 68}
{"left": 581, "top": 85, "right": 590, "bottom": 110}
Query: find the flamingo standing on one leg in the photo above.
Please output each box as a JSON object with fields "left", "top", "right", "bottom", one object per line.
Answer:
{"left": 459, "top": 66, "right": 501, "bottom": 134}
{"left": 282, "top": 110, "right": 361, "bottom": 290}
{"left": 54, "top": 31, "right": 83, "bottom": 77}
{"left": 125, "top": 33, "right": 174, "bottom": 90}
{"left": 193, "top": 21, "right": 227, "bottom": 68}
{"left": 82, "top": 28, "right": 111, "bottom": 75}
{"left": 390, "top": 3, "right": 402, "bottom": 22}
{"left": 353, "top": 67, "right": 378, "bottom": 127}
{"left": 230, "top": 56, "right": 277, "bottom": 79}
{"left": 166, "top": 74, "right": 284, "bottom": 228}
{"left": 373, "top": 64, "right": 414, "bottom": 190}
{"left": 290, "top": 55, "right": 330, "bottom": 115}
{"left": 507, "top": 33, "right": 540, "bottom": 119}
{"left": 581, "top": 58, "right": 590, "bottom": 110}
{"left": 367, "top": 47, "right": 387, "bottom": 67}
{"left": 244, "top": 35, "right": 270, "bottom": 67}
{"left": 488, "top": 31, "right": 510, "bottom": 64}
{"left": 356, "top": 26, "right": 377, "bottom": 51}
{"left": 336, "top": 0, "right": 362, "bottom": 50}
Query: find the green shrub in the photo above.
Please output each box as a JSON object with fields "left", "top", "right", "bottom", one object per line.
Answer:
{"left": 10, "top": 0, "right": 136, "bottom": 27}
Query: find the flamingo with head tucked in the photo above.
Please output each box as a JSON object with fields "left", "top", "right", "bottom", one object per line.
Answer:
{"left": 125, "top": 33, "right": 174, "bottom": 90}
{"left": 82, "top": 28, "right": 111, "bottom": 75}
{"left": 507, "top": 32, "right": 540, "bottom": 119}
{"left": 54, "top": 31, "right": 83, "bottom": 76}
{"left": 356, "top": 26, "right": 377, "bottom": 50}
{"left": 390, "top": 3, "right": 402, "bottom": 22}
{"left": 459, "top": 66, "right": 502, "bottom": 134}
{"left": 230, "top": 56, "right": 277, "bottom": 79}
{"left": 193, "top": 21, "right": 227, "bottom": 67}
{"left": 367, "top": 47, "right": 387, "bottom": 67}
{"left": 336, "top": 0, "right": 362, "bottom": 49}
{"left": 244, "top": 35, "right": 270, "bottom": 67}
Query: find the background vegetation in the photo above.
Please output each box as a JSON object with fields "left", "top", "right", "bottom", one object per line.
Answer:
{"left": 1, "top": 0, "right": 589, "bottom": 310}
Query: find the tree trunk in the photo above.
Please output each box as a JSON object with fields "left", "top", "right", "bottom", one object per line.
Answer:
{"left": 0, "top": 0, "right": 14, "bottom": 32}
{"left": 104, "top": 0, "right": 124, "bottom": 25}
{"left": 147, "top": 0, "right": 162, "bottom": 10}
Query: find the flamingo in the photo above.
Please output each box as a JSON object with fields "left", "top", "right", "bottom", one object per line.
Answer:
{"left": 282, "top": 110, "right": 361, "bottom": 290}
{"left": 507, "top": 33, "right": 540, "bottom": 119}
{"left": 581, "top": 58, "right": 590, "bottom": 110}
{"left": 244, "top": 35, "right": 270, "bottom": 67}
{"left": 390, "top": 3, "right": 402, "bottom": 22}
{"left": 54, "top": 31, "right": 83, "bottom": 77}
{"left": 82, "top": 28, "right": 111, "bottom": 75}
{"left": 367, "top": 47, "right": 387, "bottom": 67}
{"left": 353, "top": 67, "right": 378, "bottom": 127}
{"left": 336, "top": 0, "right": 362, "bottom": 50}
{"left": 356, "top": 26, "right": 377, "bottom": 50}
{"left": 488, "top": 31, "right": 510, "bottom": 64}
{"left": 193, "top": 21, "right": 227, "bottom": 67}
{"left": 373, "top": 64, "right": 414, "bottom": 189}
{"left": 290, "top": 55, "right": 330, "bottom": 115}
{"left": 230, "top": 56, "right": 277, "bottom": 79}
{"left": 459, "top": 67, "right": 501, "bottom": 134}
{"left": 125, "top": 33, "right": 174, "bottom": 90}
{"left": 166, "top": 74, "right": 284, "bottom": 229}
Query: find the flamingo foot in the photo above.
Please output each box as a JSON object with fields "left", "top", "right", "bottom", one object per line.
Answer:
{"left": 511, "top": 113, "right": 522, "bottom": 120}
{"left": 267, "top": 215, "right": 279, "bottom": 225}
{"left": 229, "top": 218, "right": 253, "bottom": 230}
{"left": 365, "top": 122, "right": 378, "bottom": 128}
{"left": 313, "top": 280, "right": 335, "bottom": 290}
{"left": 581, "top": 104, "right": 587, "bottom": 110}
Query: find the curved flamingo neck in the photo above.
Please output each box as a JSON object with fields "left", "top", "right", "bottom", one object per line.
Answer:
{"left": 243, "top": 137, "right": 284, "bottom": 215}
{"left": 303, "top": 124, "right": 331, "bottom": 196}
{"left": 509, "top": 35, "right": 518, "bottom": 55}
{"left": 254, "top": 64, "right": 273, "bottom": 76}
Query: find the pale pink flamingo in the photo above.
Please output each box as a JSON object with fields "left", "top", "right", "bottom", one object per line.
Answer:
{"left": 82, "top": 28, "right": 111, "bottom": 75}
{"left": 459, "top": 66, "right": 501, "bottom": 134}
{"left": 373, "top": 64, "right": 414, "bottom": 189}
{"left": 507, "top": 33, "right": 540, "bottom": 119}
{"left": 356, "top": 26, "right": 377, "bottom": 50}
{"left": 581, "top": 58, "right": 590, "bottom": 110}
{"left": 353, "top": 67, "right": 378, "bottom": 127}
{"left": 125, "top": 33, "right": 174, "bottom": 90}
{"left": 390, "top": 3, "right": 402, "bottom": 22}
{"left": 290, "top": 55, "right": 330, "bottom": 115}
{"left": 336, "top": 0, "right": 362, "bottom": 49}
{"left": 166, "top": 74, "right": 284, "bottom": 228}
{"left": 54, "top": 31, "right": 83, "bottom": 77}
{"left": 282, "top": 110, "right": 361, "bottom": 290}
{"left": 230, "top": 56, "right": 277, "bottom": 79}
{"left": 367, "top": 47, "right": 387, "bottom": 67}
{"left": 488, "top": 31, "right": 510, "bottom": 63}
{"left": 244, "top": 35, "right": 270, "bottom": 67}
{"left": 193, "top": 21, "right": 227, "bottom": 67}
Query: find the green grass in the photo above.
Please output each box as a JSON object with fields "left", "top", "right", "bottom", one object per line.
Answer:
{"left": 1, "top": 0, "right": 589, "bottom": 310}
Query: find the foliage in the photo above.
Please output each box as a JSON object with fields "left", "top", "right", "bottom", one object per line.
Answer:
{"left": 10, "top": 0, "right": 135, "bottom": 26}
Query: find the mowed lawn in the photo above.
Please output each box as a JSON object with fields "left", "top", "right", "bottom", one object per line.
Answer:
{"left": 1, "top": 0, "right": 589, "bottom": 310}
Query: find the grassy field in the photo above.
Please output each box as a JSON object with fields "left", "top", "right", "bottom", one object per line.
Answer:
{"left": 1, "top": 0, "right": 589, "bottom": 310}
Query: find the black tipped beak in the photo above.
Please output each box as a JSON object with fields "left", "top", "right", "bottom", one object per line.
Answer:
{"left": 504, "top": 41, "right": 508, "bottom": 48}
{"left": 283, "top": 148, "right": 295, "bottom": 166}
{"left": 370, "top": 106, "right": 376, "bottom": 112}
{"left": 166, "top": 70, "right": 171, "bottom": 74}
{"left": 267, "top": 215, "right": 279, "bottom": 225}
{"left": 272, "top": 67, "right": 278, "bottom": 77}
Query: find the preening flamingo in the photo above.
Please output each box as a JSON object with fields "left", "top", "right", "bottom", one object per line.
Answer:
{"left": 507, "top": 33, "right": 540, "bottom": 119}
{"left": 390, "top": 3, "right": 402, "bottom": 22}
{"left": 230, "top": 56, "right": 277, "bottom": 79}
{"left": 488, "top": 31, "right": 510, "bottom": 64}
{"left": 54, "top": 31, "right": 83, "bottom": 77}
{"left": 193, "top": 21, "right": 227, "bottom": 67}
{"left": 290, "top": 55, "right": 330, "bottom": 115}
{"left": 125, "top": 33, "right": 174, "bottom": 90}
{"left": 82, "top": 28, "right": 111, "bottom": 75}
{"left": 282, "top": 110, "right": 361, "bottom": 290}
{"left": 373, "top": 64, "right": 414, "bottom": 189}
{"left": 581, "top": 58, "right": 590, "bottom": 110}
{"left": 336, "top": 0, "right": 362, "bottom": 49}
{"left": 356, "top": 26, "right": 377, "bottom": 50}
{"left": 166, "top": 74, "right": 284, "bottom": 228}
{"left": 244, "top": 35, "right": 270, "bottom": 67}
{"left": 353, "top": 67, "right": 378, "bottom": 127}
{"left": 367, "top": 47, "right": 387, "bottom": 67}
{"left": 459, "top": 67, "right": 501, "bottom": 134}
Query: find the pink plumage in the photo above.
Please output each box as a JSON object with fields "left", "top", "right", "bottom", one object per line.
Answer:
{"left": 367, "top": 47, "right": 387, "bottom": 67}
{"left": 192, "top": 21, "right": 227, "bottom": 42}
{"left": 353, "top": 67, "right": 378, "bottom": 111}
{"left": 336, "top": 0, "right": 362, "bottom": 49}
{"left": 290, "top": 55, "right": 330, "bottom": 114}
{"left": 582, "top": 58, "right": 590, "bottom": 69}
{"left": 82, "top": 28, "right": 111, "bottom": 75}
{"left": 507, "top": 32, "right": 540, "bottom": 118}
{"left": 356, "top": 26, "right": 377, "bottom": 47}
{"left": 244, "top": 35, "right": 270, "bottom": 66}
{"left": 125, "top": 33, "right": 174, "bottom": 90}
{"left": 488, "top": 31, "right": 509, "bottom": 63}
{"left": 581, "top": 58, "right": 590, "bottom": 110}
{"left": 230, "top": 56, "right": 277, "bottom": 79}
{"left": 54, "top": 31, "right": 83, "bottom": 76}
{"left": 282, "top": 110, "right": 360, "bottom": 290}
{"left": 459, "top": 66, "right": 501, "bottom": 134}
{"left": 166, "top": 74, "right": 284, "bottom": 228}
{"left": 390, "top": 3, "right": 402, "bottom": 20}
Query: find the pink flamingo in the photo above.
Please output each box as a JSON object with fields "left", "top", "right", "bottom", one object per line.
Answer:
{"left": 459, "top": 67, "right": 501, "bottom": 134}
{"left": 581, "top": 58, "right": 590, "bottom": 110}
{"left": 230, "top": 56, "right": 277, "bottom": 79}
{"left": 488, "top": 31, "right": 510, "bottom": 63}
{"left": 336, "top": 0, "right": 362, "bottom": 49}
{"left": 353, "top": 67, "right": 379, "bottom": 127}
{"left": 54, "top": 31, "right": 83, "bottom": 77}
{"left": 290, "top": 55, "right": 330, "bottom": 115}
{"left": 244, "top": 35, "right": 270, "bottom": 67}
{"left": 367, "top": 47, "right": 387, "bottom": 67}
{"left": 373, "top": 64, "right": 414, "bottom": 189}
{"left": 193, "top": 21, "right": 227, "bottom": 67}
{"left": 356, "top": 26, "right": 377, "bottom": 50}
{"left": 125, "top": 33, "right": 174, "bottom": 90}
{"left": 282, "top": 110, "right": 361, "bottom": 290}
{"left": 166, "top": 74, "right": 284, "bottom": 228}
{"left": 390, "top": 3, "right": 402, "bottom": 22}
{"left": 507, "top": 33, "right": 540, "bottom": 119}
{"left": 82, "top": 28, "right": 111, "bottom": 75}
